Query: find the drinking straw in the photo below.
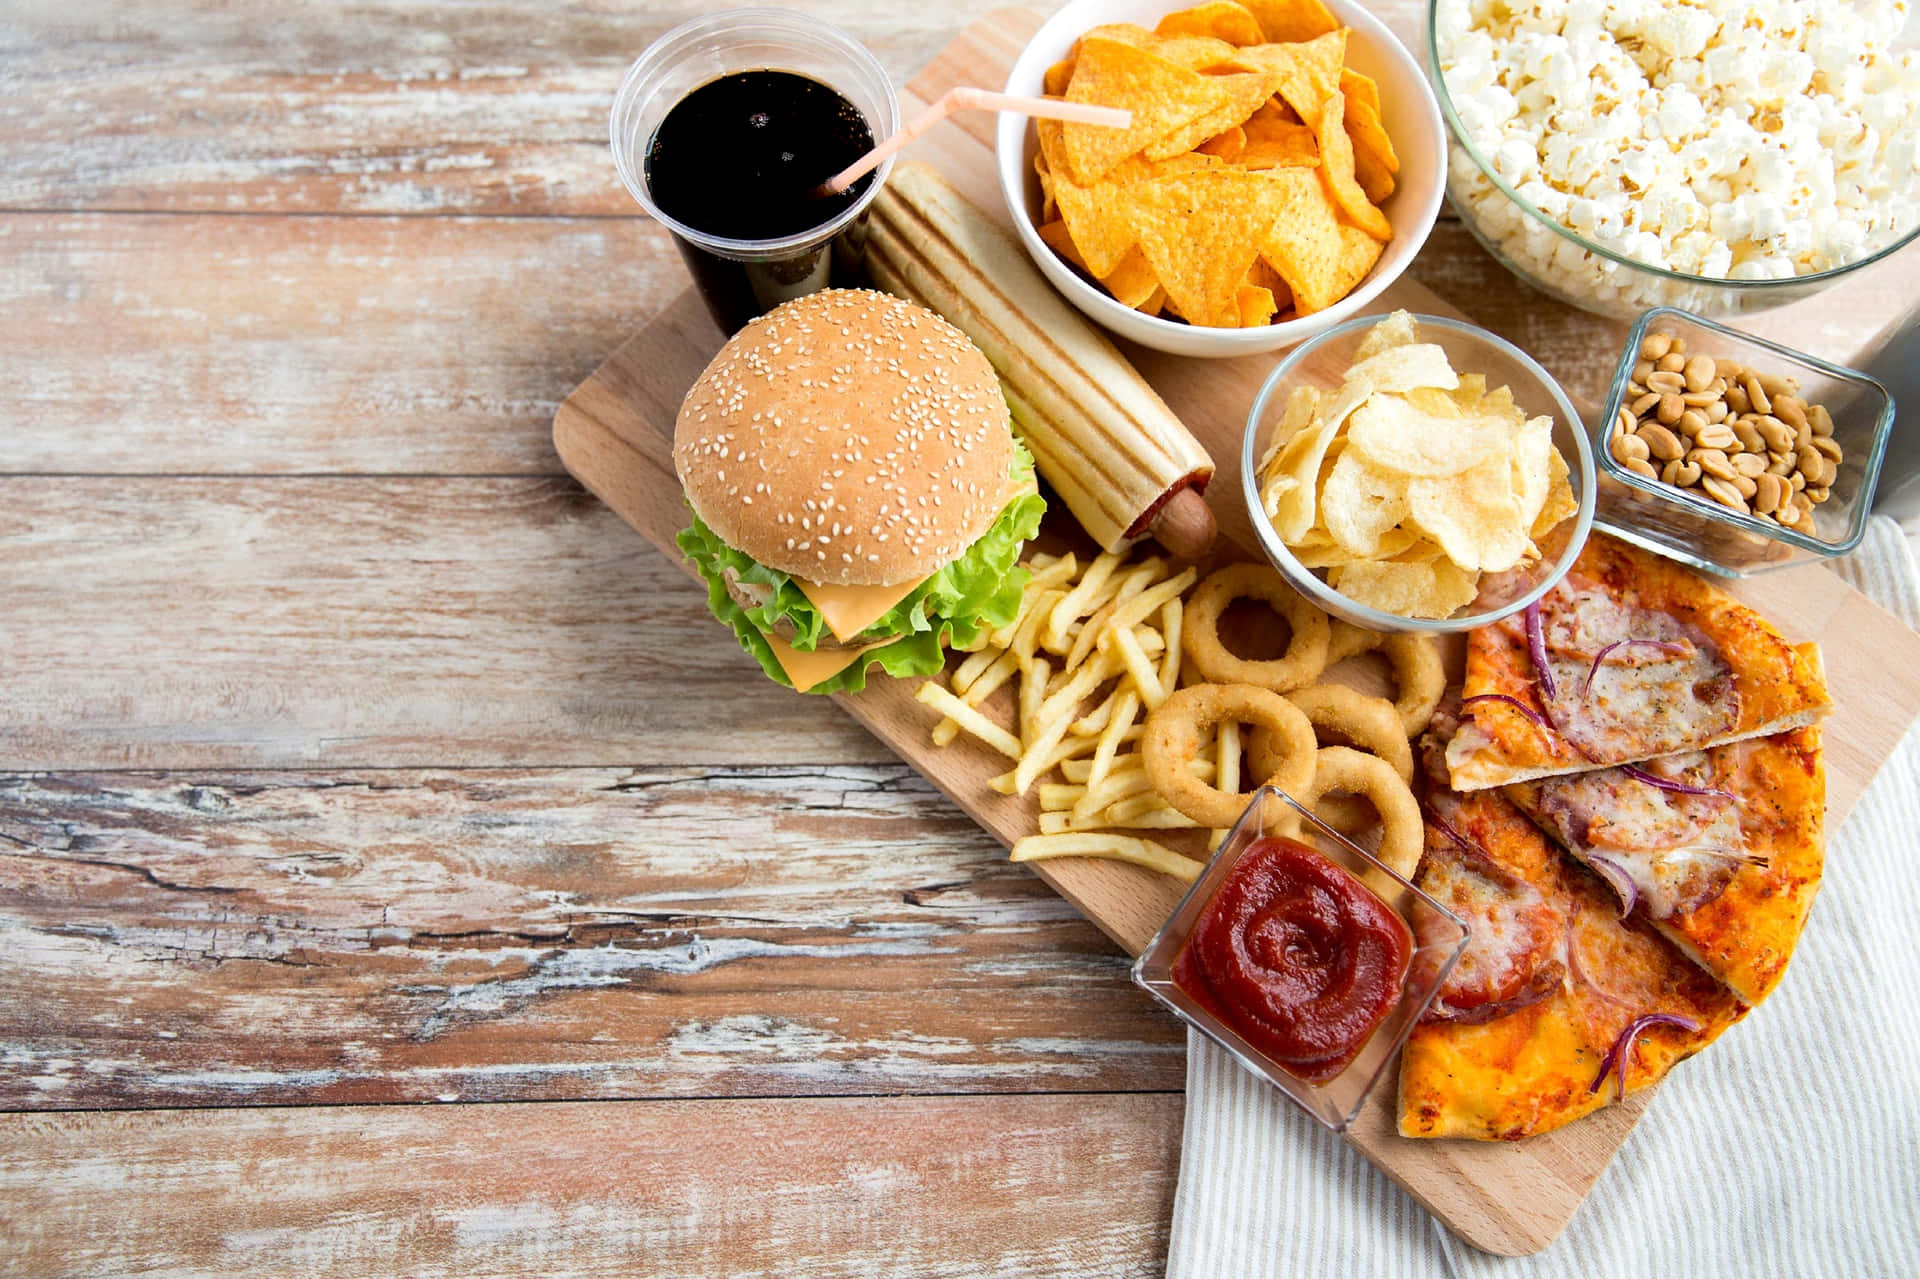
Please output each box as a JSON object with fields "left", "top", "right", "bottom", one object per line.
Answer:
{"left": 816, "top": 87, "right": 1133, "bottom": 197}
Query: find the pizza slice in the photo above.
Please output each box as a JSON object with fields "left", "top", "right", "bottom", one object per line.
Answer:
{"left": 1503, "top": 726, "right": 1824, "bottom": 1005}
{"left": 1445, "top": 533, "right": 1830, "bottom": 791}
{"left": 1398, "top": 776, "right": 1745, "bottom": 1142}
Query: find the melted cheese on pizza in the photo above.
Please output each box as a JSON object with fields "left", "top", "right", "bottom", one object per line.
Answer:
{"left": 1445, "top": 534, "right": 1832, "bottom": 790}
{"left": 1399, "top": 784, "right": 1745, "bottom": 1141}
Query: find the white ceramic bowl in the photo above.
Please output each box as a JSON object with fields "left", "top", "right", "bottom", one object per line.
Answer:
{"left": 995, "top": 0, "right": 1445, "bottom": 359}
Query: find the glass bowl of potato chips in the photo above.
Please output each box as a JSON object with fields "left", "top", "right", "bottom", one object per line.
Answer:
{"left": 996, "top": 0, "right": 1445, "bottom": 358}
{"left": 1240, "top": 310, "right": 1595, "bottom": 632}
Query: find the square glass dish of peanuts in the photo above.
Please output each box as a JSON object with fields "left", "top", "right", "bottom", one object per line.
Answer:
{"left": 1592, "top": 307, "right": 1895, "bottom": 576}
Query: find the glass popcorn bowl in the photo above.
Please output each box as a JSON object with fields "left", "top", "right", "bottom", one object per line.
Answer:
{"left": 1593, "top": 308, "right": 1894, "bottom": 576}
{"left": 1239, "top": 312, "right": 1596, "bottom": 634}
{"left": 1424, "top": 0, "right": 1920, "bottom": 322}
{"left": 1132, "top": 786, "right": 1469, "bottom": 1132}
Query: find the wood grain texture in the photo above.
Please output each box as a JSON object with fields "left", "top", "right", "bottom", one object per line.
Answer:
{"left": 0, "top": 214, "right": 681, "bottom": 474}
{"left": 0, "top": 767, "right": 1181, "bottom": 1109}
{"left": 0, "top": 1092, "right": 1182, "bottom": 1278}
{"left": 0, "top": 0, "right": 1037, "bottom": 216}
{"left": 0, "top": 476, "right": 887, "bottom": 769}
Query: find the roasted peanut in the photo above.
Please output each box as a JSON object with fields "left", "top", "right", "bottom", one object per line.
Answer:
{"left": 1683, "top": 355, "right": 1717, "bottom": 392}
{"left": 1730, "top": 418, "right": 1765, "bottom": 453}
{"left": 1743, "top": 373, "right": 1771, "bottom": 416}
{"left": 1677, "top": 408, "right": 1708, "bottom": 437}
{"left": 1631, "top": 391, "right": 1661, "bottom": 418}
{"left": 1755, "top": 415, "right": 1793, "bottom": 453}
{"left": 1700, "top": 475, "right": 1748, "bottom": 511}
{"left": 1809, "top": 434, "right": 1843, "bottom": 463}
{"left": 1772, "top": 395, "right": 1808, "bottom": 431}
{"left": 1638, "top": 422, "right": 1684, "bottom": 461}
{"left": 1641, "top": 332, "right": 1673, "bottom": 361}
{"left": 1810, "top": 403, "right": 1834, "bottom": 437}
{"left": 1662, "top": 458, "right": 1702, "bottom": 487}
{"left": 1610, "top": 431, "right": 1651, "bottom": 464}
{"left": 1646, "top": 370, "right": 1686, "bottom": 394}
{"left": 1732, "top": 451, "right": 1767, "bottom": 478}
{"left": 1725, "top": 383, "right": 1751, "bottom": 414}
{"left": 1624, "top": 456, "right": 1659, "bottom": 480}
{"left": 1731, "top": 473, "right": 1758, "bottom": 499}
{"left": 1693, "top": 422, "right": 1738, "bottom": 450}
{"left": 1690, "top": 447, "right": 1737, "bottom": 481}
{"left": 1657, "top": 393, "right": 1686, "bottom": 425}
{"left": 1754, "top": 472, "right": 1787, "bottom": 515}
{"left": 1657, "top": 351, "right": 1688, "bottom": 374}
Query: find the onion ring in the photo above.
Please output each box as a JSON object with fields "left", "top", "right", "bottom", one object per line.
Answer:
{"left": 1181, "top": 563, "right": 1331, "bottom": 693}
{"left": 1295, "top": 746, "right": 1425, "bottom": 882}
{"left": 1325, "top": 618, "right": 1386, "bottom": 666}
{"left": 1143, "top": 683, "right": 1317, "bottom": 829}
{"left": 1380, "top": 634, "right": 1446, "bottom": 736}
{"left": 1250, "top": 685, "right": 1413, "bottom": 834}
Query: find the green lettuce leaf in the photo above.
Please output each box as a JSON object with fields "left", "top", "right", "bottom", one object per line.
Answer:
{"left": 675, "top": 444, "right": 1046, "bottom": 695}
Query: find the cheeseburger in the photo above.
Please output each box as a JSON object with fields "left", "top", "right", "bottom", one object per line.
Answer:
{"left": 674, "top": 289, "right": 1045, "bottom": 694}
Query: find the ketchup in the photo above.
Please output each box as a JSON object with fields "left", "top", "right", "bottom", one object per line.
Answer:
{"left": 1174, "top": 836, "right": 1413, "bottom": 1083}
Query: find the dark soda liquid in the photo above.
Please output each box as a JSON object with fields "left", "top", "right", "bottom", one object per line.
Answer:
{"left": 645, "top": 69, "right": 878, "bottom": 333}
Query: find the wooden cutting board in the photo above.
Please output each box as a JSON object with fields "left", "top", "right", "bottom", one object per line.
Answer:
{"left": 554, "top": 9, "right": 1920, "bottom": 1256}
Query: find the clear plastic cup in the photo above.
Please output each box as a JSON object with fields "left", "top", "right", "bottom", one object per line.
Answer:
{"left": 610, "top": 9, "right": 901, "bottom": 334}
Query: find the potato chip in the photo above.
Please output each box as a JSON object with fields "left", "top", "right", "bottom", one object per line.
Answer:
{"left": 1348, "top": 397, "right": 1511, "bottom": 478}
{"left": 1315, "top": 90, "right": 1393, "bottom": 241}
{"left": 1155, "top": 0, "right": 1266, "bottom": 46}
{"left": 1407, "top": 454, "right": 1533, "bottom": 573}
{"left": 1327, "top": 559, "right": 1480, "bottom": 619}
{"left": 1510, "top": 411, "right": 1557, "bottom": 528}
{"left": 1125, "top": 168, "right": 1291, "bottom": 326}
{"left": 1321, "top": 451, "right": 1410, "bottom": 555}
{"left": 1353, "top": 310, "right": 1418, "bottom": 360}
{"left": 1253, "top": 312, "right": 1580, "bottom": 617}
{"left": 1063, "top": 37, "right": 1239, "bottom": 183}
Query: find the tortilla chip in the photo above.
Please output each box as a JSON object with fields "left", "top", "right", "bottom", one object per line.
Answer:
{"left": 1198, "top": 125, "right": 1248, "bottom": 160}
{"left": 1236, "top": 282, "right": 1279, "bottom": 327}
{"left": 1236, "top": 29, "right": 1347, "bottom": 133}
{"left": 1330, "top": 222, "right": 1386, "bottom": 297}
{"left": 1148, "top": 34, "right": 1260, "bottom": 73}
{"left": 1124, "top": 169, "right": 1291, "bottom": 326}
{"left": 1045, "top": 56, "right": 1077, "bottom": 97}
{"left": 1101, "top": 244, "right": 1161, "bottom": 309}
{"left": 1145, "top": 70, "right": 1284, "bottom": 160}
{"left": 1315, "top": 89, "right": 1393, "bottom": 241}
{"left": 1037, "top": 218, "right": 1086, "bottom": 269}
{"left": 1063, "top": 37, "right": 1239, "bottom": 183}
{"left": 1241, "top": 0, "right": 1341, "bottom": 43}
{"left": 1339, "top": 66, "right": 1381, "bottom": 119}
{"left": 1239, "top": 114, "right": 1319, "bottom": 168}
{"left": 1154, "top": 1, "right": 1266, "bottom": 46}
{"left": 1343, "top": 89, "right": 1399, "bottom": 202}
{"left": 1257, "top": 167, "right": 1349, "bottom": 314}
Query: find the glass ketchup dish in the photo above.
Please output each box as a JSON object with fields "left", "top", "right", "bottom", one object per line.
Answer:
{"left": 1133, "top": 786, "right": 1468, "bottom": 1131}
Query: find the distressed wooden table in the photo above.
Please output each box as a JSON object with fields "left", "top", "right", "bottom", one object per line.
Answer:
{"left": 3, "top": 3, "right": 1916, "bottom": 1274}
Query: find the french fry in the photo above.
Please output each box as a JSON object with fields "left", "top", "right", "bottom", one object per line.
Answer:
{"left": 1159, "top": 598, "right": 1183, "bottom": 692}
{"left": 1108, "top": 566, "right": 1196, "bottom": 634}
{"left": 1009, "top": 833, "right": 1200, "bottom": 883}
{"left": 1038, "top": 782, "right": 1084, "bottom": 811}
{"left": 1209, "top": 719, "right": 1242, "bottom": 852}
{"left": 1104, "top": 624, "right": 1166, "bottom": 708}
{"left": 1044, "top": 550, "right": 1124, "bottom": 653}
{"left": 914, "top": 682, "right": 1021, "bottom": 760}
{"left": 1104, "top": 793, "right": 1204, "bottom": 827}
{"left": 1074, "top": 689, "right": 1141, "bottom": 822}
{"left": 1021, "top": 656, "right": 1051, "bottom": 743}
{"left": 952, "top": 644, "right": 1001, "bottom": 694}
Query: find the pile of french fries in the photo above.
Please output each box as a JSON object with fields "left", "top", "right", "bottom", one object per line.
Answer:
{"left": 916, "top": 549, "right": 1250, "bottom": 883}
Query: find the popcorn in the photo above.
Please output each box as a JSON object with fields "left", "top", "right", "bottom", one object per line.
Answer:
{"left": 1437, "top": 0, "right": 1920, "bottom": 315}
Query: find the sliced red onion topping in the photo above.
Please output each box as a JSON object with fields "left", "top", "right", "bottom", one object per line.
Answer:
{"left": 1462, "top": 693, "right": 1552, "bottom": 731}
{"left": 1588, "top": 1013, "right": 1703, "bottom": 1102}
{"left": 1424, "top": 802, "right": 1474, "bottom": 853}
{"left": 1583, "top": 853, "right": 1639, "bottom": 919}
{"left": 1619, "top": 763, "right": 1735, "bottom": 801}
{"left": 1525, "top": 602, "right": 1555, "bottom": 700}
{"left": 1583, "top": 639, "right": 1692, "bottom": 696}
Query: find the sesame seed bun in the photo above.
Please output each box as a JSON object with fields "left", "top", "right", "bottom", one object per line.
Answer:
{"left": 673, "top": 289, "right": 1017, "bottom": 587}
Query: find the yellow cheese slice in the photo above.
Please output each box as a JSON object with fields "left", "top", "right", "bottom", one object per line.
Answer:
{"left": 763, "top": 632, "right": 894, "bottom": 693}
{"left": 789, "top": 574, "right": 927, "bottom": 645}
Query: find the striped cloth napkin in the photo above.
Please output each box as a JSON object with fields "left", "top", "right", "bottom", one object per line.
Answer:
{"left": 1164, "top": 516, "right": 1920, "bottom": 1279}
